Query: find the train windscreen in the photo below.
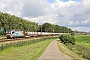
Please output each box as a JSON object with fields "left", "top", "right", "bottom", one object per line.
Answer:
{"left": 6, "top": 30, "right": 11, "bottom": 34}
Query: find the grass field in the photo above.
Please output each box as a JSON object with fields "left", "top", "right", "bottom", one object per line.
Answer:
{"left": 0, "top": 38, "right": 55, "bottom": 60}
{"left": 0, "top": 36, "right": 6, "bottom": 39}
{"left": 75, "top": 35, "right": 90, "bottom": 48}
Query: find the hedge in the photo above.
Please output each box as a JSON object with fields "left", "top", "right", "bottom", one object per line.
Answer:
{"left": 59, "top": 34, "right": 75, "bottom": 45}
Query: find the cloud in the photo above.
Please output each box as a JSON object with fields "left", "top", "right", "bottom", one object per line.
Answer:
{"left": 0, "top": 0, "right": 23, "bottom": 16}
{"left": 0, "top": 2, "right": 6, "bottom": 11}
{"left": 0, "top": 0, "right": 90, "bottom": 32}
{"left": 70, "top": 27, "right": 90, "bottom": 32}
{"left": 23, "top": 13, "right": 57, "bottom": 24}
{"left": 22, "top": 0, "right": 50, "bottom": 17}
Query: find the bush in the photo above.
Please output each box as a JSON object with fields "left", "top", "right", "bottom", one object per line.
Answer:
{"left": 75, "top": 45, "right": 90, "bottom": 60}
{"left": 71, "top": 31, "right": 74, "bottom": 36}
{"left": 59, "top": 34, "right": 75, "bottom": 45}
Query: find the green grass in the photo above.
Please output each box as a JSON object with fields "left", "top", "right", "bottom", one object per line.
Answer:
{"left": 0, "top": 36, "right": 6, "bottom": 40}
{"left": 75, "top": 35, "right": 90, "bottom": 48}
{"left": 57, "top": 40, "right": 85, "bottom": 60}
{"left": 0, "top": 38, "right": 55, "bottom": 60}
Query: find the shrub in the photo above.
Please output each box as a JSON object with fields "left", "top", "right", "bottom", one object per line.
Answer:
{"left": 59, "top": 34, "right": 75, "bottom": 45}
{"left": 75, "top": 45, "right": 90, "bottom": 60}
{"left": 71, "top": 31, "right": 74, "bottom": 36}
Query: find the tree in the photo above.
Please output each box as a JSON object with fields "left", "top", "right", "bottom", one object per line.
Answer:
{"left": 42, "top": 23, "right": 53, "bottom": 32}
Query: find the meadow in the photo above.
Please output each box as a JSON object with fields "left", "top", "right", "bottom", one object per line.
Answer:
{"left": 75, "top": 35, "right": 90, "bottom": 48}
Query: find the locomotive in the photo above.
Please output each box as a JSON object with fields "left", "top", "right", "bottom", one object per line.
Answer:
{"left": 6, "top": 30, "right": 25, "bottom": 38}
{"left": 6, "top": 30, "right": 61, "bottom": 39}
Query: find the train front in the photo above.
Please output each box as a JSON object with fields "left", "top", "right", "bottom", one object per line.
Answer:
{"left": 6, "top": 30, "right": 14, "bottom": 38}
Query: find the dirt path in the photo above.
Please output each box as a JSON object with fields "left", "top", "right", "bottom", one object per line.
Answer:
{"left": 37, "top": 40, "right": 70, "bottom": 60}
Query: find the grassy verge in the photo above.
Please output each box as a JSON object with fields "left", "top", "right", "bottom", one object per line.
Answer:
{"left": 0, "top": 38, "right": 57, "bottom": 60}
{"left": 57, "top": 40, "right": 85, "bottom": 60}
{"left": 0, "top": 36, "right": 6, "bottom": 40}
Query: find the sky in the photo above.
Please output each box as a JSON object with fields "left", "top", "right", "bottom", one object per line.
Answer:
{"left": 0, "top": 0, "right": 90, "bottom": 32}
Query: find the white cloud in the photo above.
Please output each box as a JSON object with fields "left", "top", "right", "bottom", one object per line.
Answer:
{"left": 0, "top": 0, "right": 23, "bottom": 16}
{"left": 0, "top": 2, "right": 6, "bottom": 11}
{"left": 69, "top": 21, "right": 74, "bottom": 25}
{"left": 23, "top": 13, "right": 57, "bottom": 24}
{"left": 70, "top": 27, "right": 90, "bottom": 32}
{"left": 22, "top": 0, "right": 50, "bottom": 17}
{"left": 7, "top": 0, "right": 13, "bottom": 2}
{"left": 69, "top": 21, "right": 80, "bottom": 26}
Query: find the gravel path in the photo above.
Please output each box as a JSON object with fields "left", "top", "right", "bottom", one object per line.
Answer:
{"left": 37, "top": 40, "right": 70, "bottom": 60}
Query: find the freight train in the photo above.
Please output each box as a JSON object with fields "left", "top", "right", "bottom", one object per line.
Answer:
{"left": 6, "top": 30, "right": 60, "bottom": 39}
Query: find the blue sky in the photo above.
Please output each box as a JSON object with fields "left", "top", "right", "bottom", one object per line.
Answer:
{"left": 48, "top": 0, "right": 55, "bottom": 3}
{"left": 48, "top": 0, "right": 82, "bottom": 3}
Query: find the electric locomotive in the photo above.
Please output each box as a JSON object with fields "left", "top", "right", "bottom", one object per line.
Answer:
{"left": 6, "top": 30, "right": 24, "bottom": 39}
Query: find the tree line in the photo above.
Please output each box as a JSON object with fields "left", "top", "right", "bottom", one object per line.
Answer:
{"left": 0, "top": 12, "right": 72, "bottom": 35}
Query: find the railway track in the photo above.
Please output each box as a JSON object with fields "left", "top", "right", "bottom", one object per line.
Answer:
{"left": 0, "top": 38, "right": 30, "bottom": 43}
{"left": 0, "top": 37, "right": 40, "bottom": 44}
{"left": 0, "top": 35, "right": 58, "bottom": 44}
{"left": 0, "top": 36, "right": 45, "bottom": 43}
{"left": 0, "top": 38, "right": 31, "bottom": 43}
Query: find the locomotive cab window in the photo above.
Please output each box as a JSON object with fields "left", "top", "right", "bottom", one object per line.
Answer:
{"left": 6, "top": 30, "right": 11, "bottom": 34}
